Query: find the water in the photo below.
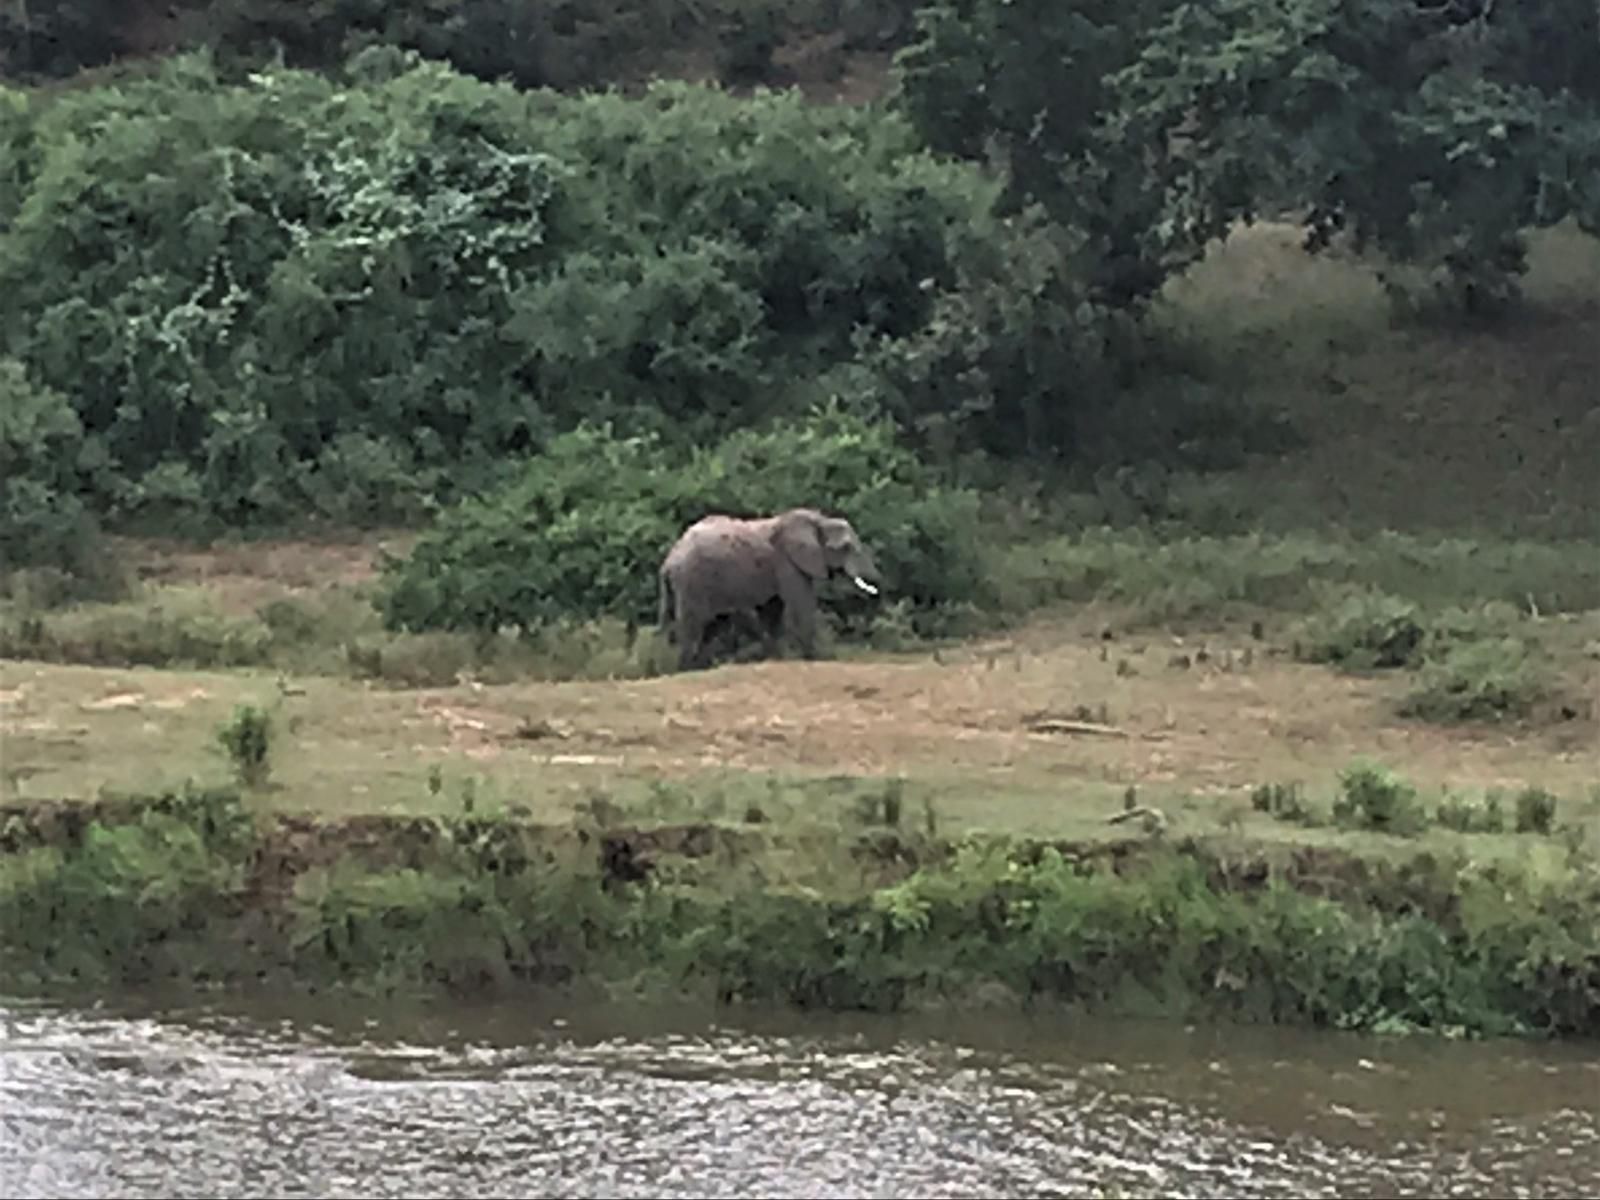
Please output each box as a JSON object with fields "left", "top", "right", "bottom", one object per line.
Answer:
{"left": 2, "top": 989, "right": 1597, "bottom": 1199}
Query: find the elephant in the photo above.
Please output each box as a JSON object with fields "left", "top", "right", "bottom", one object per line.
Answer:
{"left": 657, "top": 507, "right": 883, "bottom": 671}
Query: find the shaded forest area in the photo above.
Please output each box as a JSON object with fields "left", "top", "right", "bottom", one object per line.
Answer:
{"left": 0, "top": 0, "right": 918, "bottom": 94}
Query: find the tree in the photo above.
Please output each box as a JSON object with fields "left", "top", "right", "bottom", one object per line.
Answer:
{"left": 1110, "top": 0, "right": 1600, "bottom": 313}
{"left": 892, "top": 0, "right": 1189, "bottom": 308}
{"left": 894, "top": 0, "right": 1600, "bottom": 317}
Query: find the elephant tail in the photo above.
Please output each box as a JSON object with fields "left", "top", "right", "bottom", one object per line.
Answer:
{"left": 658, "top": 568, "right": 675, "bottom": 641}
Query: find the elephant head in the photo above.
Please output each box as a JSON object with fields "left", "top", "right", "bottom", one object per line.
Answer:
{"left": 769, "top": 508, "right": 882, "bottom": 598}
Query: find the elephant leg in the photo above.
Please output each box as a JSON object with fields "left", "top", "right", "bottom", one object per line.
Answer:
{"left": 675, "top": 608, "right": 707, "bottom": 671}
{"left": 775, "top": 565, "right": 820, "bottom": 659}
{"left": 754, "top": 597, "right": 784, "bottom": 660}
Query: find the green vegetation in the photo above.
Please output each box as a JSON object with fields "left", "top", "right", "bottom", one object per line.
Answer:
{"left": 377, "top": 406, "right": 988, "bottom": 639}
{"left": 214, "top": 703, "right": 275, "bottom": 789}
{"left": 0, "top": 0, "right": 921, "bottom": 93}
{"left": 6, "top": 0, "right": 1600, "bottom": 1045}
{"left": 896, "top": 0, "right": 1600, "bottom": 314}
{"left": 3, "top": 51, "right": 1074, "bottom": 547}
{"left": 2, "top": 786, "right": 1597, "bottom": 1038}
{"left": 1252, "top": 766, "right": 1589, "bottom": 848}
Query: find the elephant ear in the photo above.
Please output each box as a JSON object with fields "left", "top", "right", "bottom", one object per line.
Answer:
{"left": 771, "top": 511, "right": 827, "bottom": 579}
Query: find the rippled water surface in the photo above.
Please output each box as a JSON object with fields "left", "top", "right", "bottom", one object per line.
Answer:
{"left": 2, "top": 989, "right": 1598, "bottom": 1198}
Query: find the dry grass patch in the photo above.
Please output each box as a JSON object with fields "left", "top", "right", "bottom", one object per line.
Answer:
{"left": 5, "top": 612, "right": 1598, "bottom": 848}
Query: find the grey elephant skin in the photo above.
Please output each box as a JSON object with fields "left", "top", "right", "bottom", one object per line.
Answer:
{"left": 657, "top": 507, "right": 883, "bottom": 671}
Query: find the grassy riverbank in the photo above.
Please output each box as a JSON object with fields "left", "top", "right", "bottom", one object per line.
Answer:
{"left": 1, "top": 785, "right": 1597, "bottom": 1040}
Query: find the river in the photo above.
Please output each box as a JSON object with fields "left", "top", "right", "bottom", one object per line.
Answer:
{"left": 2, "top": 988, "right": 1597, "bottom": 1199}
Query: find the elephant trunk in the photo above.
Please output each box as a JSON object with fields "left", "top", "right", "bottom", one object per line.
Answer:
{"left": 843, "top": 547, "right": 883, "bottom": 597}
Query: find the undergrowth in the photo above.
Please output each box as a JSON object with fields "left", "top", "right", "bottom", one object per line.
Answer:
{"left": 1248, "top": 759, "right": 1591, "bottom": 855}
{"left": 6, "top": 520, "right": 1600, "bottom": 699}
{"left": 2, "top": 787, "right": 1598, "bottom": 1039}
{"left": 1290, "top": 587, "right": 1572, "bottom": 725}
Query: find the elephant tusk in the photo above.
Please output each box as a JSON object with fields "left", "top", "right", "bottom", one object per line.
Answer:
{"left": 851, "top": 575, "right": 880, "bottom": 596}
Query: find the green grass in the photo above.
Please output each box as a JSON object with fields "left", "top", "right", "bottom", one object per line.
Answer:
{"left": 1145, "top": 220, "right": 1600, "bottom": 542}
{"left": 4, "top": 782, "right": 1598, "bottom": 1038}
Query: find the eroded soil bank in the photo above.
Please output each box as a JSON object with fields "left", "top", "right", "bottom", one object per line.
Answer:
{"left": 2, "top": 788, "right": 1598, "bottom": 1041}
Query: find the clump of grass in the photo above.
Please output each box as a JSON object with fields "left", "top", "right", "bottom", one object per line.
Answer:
{"left": 1290, "top": 589, "right": 1559, "bottom": 727}
{"left": 2, "top": 561, "right": 133, "bottom": 610}
{"left": 215, "top": 703, "right": 274, "bottom": 789}
{"left": 343, "top": 617, "right": 668, "bottom": 689}
{"left": 1398, "top": 637, "right": 1552, "bottom": 723}
{"left": 1435, "top": 785, "right": 1561, "bottom": 836}
{"left": 852, "top": 777, "right": 907, "bottom": 829}
{"left": 1249, "top": 780, "right": 1322, "bottom": 825}
{"left": 1435, "top": 789, "right": 1506, "bottom": 833}
{"left": 0, "top": 575, "right": 682, "bottom": 686}
{"left": 1513, "top": 785, "right": 1559, "bottom": 835}
{"left": 1332, "top": 760, "right": 1429, "bottom": 836}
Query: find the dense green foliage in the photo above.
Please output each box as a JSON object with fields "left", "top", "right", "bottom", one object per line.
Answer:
{"left": 8, "top": 0, "right": 1600, "bottom": 642}
{"left": 895, "top": 0, "right": 1600, "bottom": 312}
{"left": 0, "top": 357, "right": 104, "bottom": 576}
{"left": 4, "top": 789, "right": 1598, "bottom": 1037}
{"left": 0, "top": 50, "right": 1095, "bottom": 552}
{"left": 377, "top": 406, "right": 988, "bottom": 637}
{"left": 0, "top": 0, "right": 922, "bottom": 92}
{"left": 893, "top": 0, "right": 1183, "bottom": 307}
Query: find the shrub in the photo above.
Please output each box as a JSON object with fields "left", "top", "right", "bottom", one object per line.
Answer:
{"left": 0, "top": 357, "right": 112, "bottom": 594}
{"left": 1, "top": 53, "right": 1093, "bottom": 534}
{"left": 215, "top": 704, "right": 275, "bottom": 789}
{"left": 376, "top": 406, "right": 988, "bottom": 642}
{"left": 1399, "top": 637, "right": 1551, "bottom": 723}
{"left": 1298, "top": 588, "right": 1427, "bottom": 670}
{"left": 1513, "top": 786, "right": 1559, "bottom": 835}
{"left": 1332, "top": 760, "right": 1428, "bottom": 837}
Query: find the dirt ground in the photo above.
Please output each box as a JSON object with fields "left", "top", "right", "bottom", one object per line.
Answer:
{"left": 4, "top": 535, "right": 1598, "bottom": 841}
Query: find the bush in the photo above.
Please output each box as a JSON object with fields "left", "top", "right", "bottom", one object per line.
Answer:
{"left": 1399, "top": 637, "right": 1551, "bottom": 723}
{"left": 215, "top": 703, "right": 275, "bottom": 789}
{"left": 0, "top": 357, "right": 113, "bottom": 595}
{"left": 376, "top": 406, "right": 988, "bottom": 642}
{"left": 1513, "top": 786, "right": 1559, "bottom": 835}
{"left": 1298, "top": 587, "right": 1427, "bottom": 670}
{"left": 1332, "top": 760, "right": 1428, "bottom": 837}
{"left": 1, "top": 53, "right": 1096, "bottom": 534}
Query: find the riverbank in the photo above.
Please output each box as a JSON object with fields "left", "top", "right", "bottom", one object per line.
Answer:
{"left": 2, "top": 785, "right": 1597, "bottom": 1040}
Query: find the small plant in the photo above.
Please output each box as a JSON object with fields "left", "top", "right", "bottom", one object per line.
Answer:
{"left": 214, "top": 704, "right": 274, "bottom": 789}
{"left": 852, "top": 779, "right": 905, "bottom": 829}
{"left": 1333, "top": 760, "right": 1427, "bottom": 836}
{"left": 1513, "top": 786, "right": 1558, "bottom": 835}
{"left": 1299, "top": 588, "right": 1426, "bottom": 670}
{"left": 1398, "top": 637, "right": 1550, "bottom": 723}
{"left": 1482, "top": 788, "right": 1506, "bottom": 832}
{"left": 1435, "top": 789, "right": 1505, "bottom": 833}
{"left": 1249, "top": 780, "right": 1320, "bottom": 825}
